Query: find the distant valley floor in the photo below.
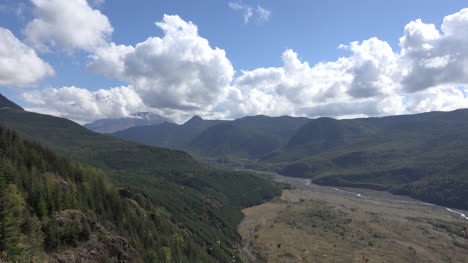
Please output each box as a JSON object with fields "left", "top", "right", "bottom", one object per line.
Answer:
{"left": 239, "top": 175, "right": 468, "bottom": 263}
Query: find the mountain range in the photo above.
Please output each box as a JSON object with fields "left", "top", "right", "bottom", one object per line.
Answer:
{"left": 112, "top": 109, "right": 468, "bottom": 210}
{"left": 0, "top": 92, "right": 467, "bottom": 261}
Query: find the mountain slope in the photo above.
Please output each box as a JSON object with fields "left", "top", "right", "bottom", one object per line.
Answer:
{"left": 0, "top": 107, "right": 281, "bottom": 262}
{"left": 232, "top": 115, "right": 310, "bottom": 145}
{"left": 0, "top": 125, "right": 221, "bottom": 262}
{"left": 0, "top": 93, "right": 23, "bottom": 110}
{"left": 84, "top": 112, "right": 173, "bottom": 133}
{"left": 114, "top": 115, "right": 310, "bottom": 159}
{"left": 113, "top": 115, "right": 227, "bottom": 148}
{"left": 188, "top": 123, "right": 281, "bottom": 158}
{"left": 263, "top": 117, "right": 378, "bottom": 162}
{"left": 99, "top": 99, "right": 468, "bottom": 209}
{"left": 275, "top": 109, "right": 468, "bottom": 209}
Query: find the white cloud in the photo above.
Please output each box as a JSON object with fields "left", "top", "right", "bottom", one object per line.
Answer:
{"left": 229, "top": 43, "right": 404, "bottom": 119}
{"left": 405, "top": 86, "right": 468, "bottom": 113}
{"left": 0, "top": 27, "right": 54, "bottom": 86}
{"left": 89, "top": 15, "right": 234, "bottom": 111}
{"left": 256, "top": 6, "right": 271, "bottom": 22}
{"left": 419, "top": 55, "right": 451, "bottom": 69}
{"left": 400, "top": 9, "right": 468, "bottom": 92}
{"left": 225, "top": 8, "right": 468, "bottom": 119}
{"left": 228, "top": 2, "right": 270, "bottom": 23}
{"left": 20, "top": 8, "right": 468, "bottom": 122}
{"left": 24, "top": 0, "right": 113, "bottom": 52}
{"left": 228, "top": 2, "right": 252, "bottom": 23}
{"left": 346, "top": 38, "right": 400, "bottom": 98}
{"left": 21, "top": 86, "right": 145, "bottom": 123}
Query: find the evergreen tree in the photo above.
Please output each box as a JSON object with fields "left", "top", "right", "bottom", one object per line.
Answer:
{"left": 0, "top": 184, "right": 26, "bottom": 260}
{"left": 23, "top": 214, "right": 45, "bottom": 260}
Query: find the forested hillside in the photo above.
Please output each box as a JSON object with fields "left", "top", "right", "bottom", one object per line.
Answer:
{"left": 113, "top": 116, "right": 227, "bottom": 148}
{"left": 113, "top": 115, "right": 309, "bottom": 158}
{"left": 0, "top": 106, "right": 281, "bottom": 262}
{"left": 112, "top": 107, "right": 468, "bottom": 210}
{"left": 0, "top": 125, "right": 220, "bottom": 262}
{"left": 270, "top": 110, "right": 468, "bottom": 209}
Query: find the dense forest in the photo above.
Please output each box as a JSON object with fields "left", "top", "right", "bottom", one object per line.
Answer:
{"left": 0, "top": 125, "right": 232, "bottom": 261}
{"left": 0, "top": 102, "right": 282, "bottom": 262}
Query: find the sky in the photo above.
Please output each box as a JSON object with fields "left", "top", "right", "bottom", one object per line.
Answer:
{"left": 1, "top": 0, "right": 468, "bottom": 124}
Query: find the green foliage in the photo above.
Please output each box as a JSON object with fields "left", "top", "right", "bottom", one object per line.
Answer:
{"left": 0, "top": 125, "right": 226, "bottom": 261}
{"left": 0, "top": 108, "right": 281, "bottom": 261}
{"left": 113, "top": 107, "right": 468, "bottom": 209}
{"left": 0, "top": 184, "right": 25, "bottom": 261}
{"left": 115, "top": 115, "right": 310, "bottom": 159}
{"left": 188, "top": 123, "right": 281, "bottom": 158}
{"left": 113, "top": 115, "right": 226, "bottom": 148}
{"left": 241, "top": 110, "right": 468, "bottom": 209}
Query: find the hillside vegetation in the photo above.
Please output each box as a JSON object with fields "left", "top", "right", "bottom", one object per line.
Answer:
{"left": 0, "top": 107, "right": 281, "bottom": 262}
{"left": 0, "top": 125, "right": 219, "bottom": 262}
{"left": 112, "top": 109, "right": 468, "bottom": 209}
{"left": 274, "top": 110, "right": 468, "bottom": 209}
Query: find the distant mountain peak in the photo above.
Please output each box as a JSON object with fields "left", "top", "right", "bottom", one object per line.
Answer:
{"left": 184, "top": 115, "right": 204, "bottom": 125}
{"left": 0, "top": 93, "right": 23, "bottom": 110}
{"left": 131, "top": 112, "right": 164, "bottom": 120}
{"left": 84, "top": 112, "right": 173, "bottom": 133}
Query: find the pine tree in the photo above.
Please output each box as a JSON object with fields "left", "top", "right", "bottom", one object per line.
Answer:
{"left": 23, "top": 214, "right": 45, "bottom": 260}
{"left": 29, "top": 215, "right": 44, "bottom": 254}
{"left": 0, "top": 184, "right": 26, "bottom": 260}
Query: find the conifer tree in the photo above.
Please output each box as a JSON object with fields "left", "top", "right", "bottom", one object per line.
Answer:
{"left": 0, "top": 184, "right": 26, "bottom": 260}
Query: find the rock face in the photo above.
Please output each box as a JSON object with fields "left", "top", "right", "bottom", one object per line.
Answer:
{"left": 48, "top": 210, "right": 140, "bottom": 263}
{"left": 42, "top": 172, "right": 73, "bottom": 192}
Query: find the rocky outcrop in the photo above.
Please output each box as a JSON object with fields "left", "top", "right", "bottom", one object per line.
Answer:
{"left": 42, "top": 172, "right": 73, "bottom": 192}
{"left": 48, "top": 210, "right": 140, "bottom": 263}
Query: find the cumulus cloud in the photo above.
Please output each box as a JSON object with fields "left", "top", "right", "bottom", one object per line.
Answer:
{"left": 400, "top": 9, "right": 468, "bottom": 92}
{"left": 230, "top": 44, "right": 404, "bottom": 119}
{"left": 405, "top": 86, "right": 468, "bottom": 113}
{"left": 19, "top": 8, "right": 468, "bottom": 122}
{"left": 0, "top": 27, "right": 54, "bottom": 86}
{"left": 24, "top": 0, "right": 113, "bottom": 52}
{"left": 21, "top": 86, "right": 145, "bottom": 123}
{"left": 225, "top": 8, "right": 468, "bottom": 119}
{"left": 228, "top": 2, "right": 271, "bottom": 23}
{"left": 89, "top": 15, "right": 234, "bottom": 111}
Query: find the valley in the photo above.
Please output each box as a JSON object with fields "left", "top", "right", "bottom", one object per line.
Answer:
{"left": 112, "top": 110, "right": 468, "bottom": 211}
{"left": 2, "top": 2, "right": 468, "bottom": 262}
{"left": 239, "top": 174, "right": 468, "bottom": 263}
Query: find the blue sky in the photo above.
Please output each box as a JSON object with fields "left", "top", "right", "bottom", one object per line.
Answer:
{"left": 1, "top": 0, "right": 468, "bottom": 123}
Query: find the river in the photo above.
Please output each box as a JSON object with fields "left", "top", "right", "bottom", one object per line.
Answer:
{"left": 252, "top": 170, "right": 468, "bottom": 222}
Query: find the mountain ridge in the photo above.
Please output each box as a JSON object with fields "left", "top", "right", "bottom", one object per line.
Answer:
{"left": 112, "top": 108, "right": 468, "bottom": 209}
{"left": 0, "top": 93, "right": 23, "bottom": 110}
{"left": 83, "top": 112, "right": 173, "bottom": 133}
